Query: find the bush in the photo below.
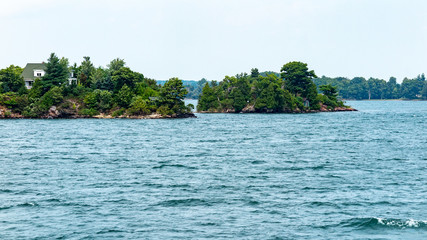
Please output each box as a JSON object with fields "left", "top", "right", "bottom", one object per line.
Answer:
{"left": 83, "top": 89, "right": 112, "bottom": 112}
{"left": 0, "top": 92, "right": 29, "bottom": 113}
{"left": 38, "top": 86, "right": 63, "bottom": 111}
{"left": 128, "top": 96, "right": 151, "bottom": 116}
{"left": 156, "top": 105, "right": 172, "bottom": 116}
{"left": 112, "top": 108, "right": 125, "bottom": 117}
{"left": 78, "top": 108, "right": 99, "bottom": 117}
{"left": 319, "top": 94, "right": 337, "bottom": 108}
{"left": 115, "top": 84, "right": 134, "bottom": 108}
{"left": 4, "top": 110, "right": 11, "bottom": 118}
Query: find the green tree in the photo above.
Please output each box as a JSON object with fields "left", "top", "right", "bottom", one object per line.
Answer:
{"left": 111, "top": 67, "right": 137, "bottom": 92}
{"left": 78, "top": 56, "right": 95, "bottom": 87}
{"left": 91, "top": 67, "right": 114, "bottom": 91}
{"left": 128, "top": 96, "right": 151, "bottom": 115}
{"left": 281, "top": 61, "right": 317, "bottom": 97}
{"left": 0, "top": 65, "right": 25, "bottom": 93}
{"left": 40, "top": 53, "right": 69, "bottom": 94}
{"left": 108, "top": 58, "right": 126, "bottom": 72}
{"left": 230, "top": 88, "right": 246, "bottom": 112}
{"left": 197, "top": 83, "right": 218, "bottom": 111}
{"left": 115, "top": 84, "right": 134, "bottom": 108}
{"left": 319, "top": 84, "right": 338, "bottom": 102}
{"left": 251, "top": 68, "right": 259, "bottom": 78}
{"left": 159, "top": 77, "right": 188, "bottom": 114}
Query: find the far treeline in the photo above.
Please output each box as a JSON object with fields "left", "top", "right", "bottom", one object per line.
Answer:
{"left": 186, "top": 73, "right": 427, "bottom": 101}
{"left": 0, "top": 53, "right": 193, "bottom": 118}
{"left": 197, "top": 62, "right": 353, "bottom": 113}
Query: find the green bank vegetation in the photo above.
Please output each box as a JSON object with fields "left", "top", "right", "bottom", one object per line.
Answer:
{"left": 0, "top": 53, "right": 193, "bottom": 118}
{"left": 314, "top": 75, "right": 427, "bottom": 100}
{"left": 197, "top": 61, "right": 351, "bottom": 113}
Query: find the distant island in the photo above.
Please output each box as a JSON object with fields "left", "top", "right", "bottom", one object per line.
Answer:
{"left": 197, "top": 62, "right": 356, "bottom": 113}
{"left": 176, "top": 73, "right": 427, "bottom": 101}
{"left": 0, "top": 53, "right": 194, "bottom": 119}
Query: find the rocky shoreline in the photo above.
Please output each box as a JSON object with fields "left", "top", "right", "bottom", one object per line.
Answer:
{"left": 198, "top": 104, "right": 357, "bottom": 114}
{"left": 0, "top": 105, "right": 196, "bottom": 119}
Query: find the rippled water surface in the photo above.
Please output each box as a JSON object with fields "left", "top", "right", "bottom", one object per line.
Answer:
{"left": 1, "top": 101, "right": 426, "bottom": 239}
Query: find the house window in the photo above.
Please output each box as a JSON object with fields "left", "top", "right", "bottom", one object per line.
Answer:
{"left": 37, "top": 73, "right": 42, "bottom": 77}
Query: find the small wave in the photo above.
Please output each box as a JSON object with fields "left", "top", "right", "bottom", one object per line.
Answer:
{"left": 157, "top": 198, "right": 212, "bottom": 207}
{"left": 341, "top": 217, "right": 427, "bottom": 229}
{"left": 152, "top": 164, "right": 197, "bottom": 170}
{"left": 0, "top": 202, "right": 39, "bottom": 210}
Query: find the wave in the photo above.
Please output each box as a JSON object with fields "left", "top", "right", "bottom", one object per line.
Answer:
{"left": 0, "top": 202, "right": 39, "bottom": 211}
{"left": 341, "top": 217, "right": 427, "bottom": 229}
{"left": 152, "top": 164, "right": 197, "bottom": 170}
{"left": 156, "top": 198, "right": 213, "bottom": 207}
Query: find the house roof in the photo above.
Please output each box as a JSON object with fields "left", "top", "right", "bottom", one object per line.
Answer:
{"left": 21, "top": 63, "right": 46, "bottom": 80}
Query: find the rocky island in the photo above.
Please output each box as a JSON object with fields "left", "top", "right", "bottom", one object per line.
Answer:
{"left": 197, "top": 61, "right": 356, "bottom": 113}
{"left": 0, "top": 53, "right": 195, "bottom": 119}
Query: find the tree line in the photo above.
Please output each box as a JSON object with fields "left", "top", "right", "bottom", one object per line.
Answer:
{"left": 313, "top": 75, "right": 427, "bottom": 100}
{"left": 0, "top": 53, "right": 192, "bottom": 118}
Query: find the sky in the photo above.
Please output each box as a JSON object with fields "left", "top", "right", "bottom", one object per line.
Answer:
{"left": 0, "top": 0, "right": 426, "bottom": 82}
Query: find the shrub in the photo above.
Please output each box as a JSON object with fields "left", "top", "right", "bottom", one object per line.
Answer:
{"left": 156, "top": 105, "right": 172, "bottom": 116}
{"left": 115, "top": 84, "right": 134, "bottom": 108}
{"left": 78, "top": 108, "right": 99, "bottom": 117}
{"left": 128, "top": 96, "right": 151, "bottom": 115}
{"left": 0, "top": 92, "right": 29, "bottom": 113}
{"left": 112, "top": 108, "right": 125, "bottom": 117}
{"left": 4, "top": 110, "right": 11, "bottom": 118}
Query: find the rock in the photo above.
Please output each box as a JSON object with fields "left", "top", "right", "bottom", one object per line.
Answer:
{"left": 242, "top": 105, "right": 255, "bottom": 113}
{"left": 48, "top": 106, "right": 60, "bottom": 118}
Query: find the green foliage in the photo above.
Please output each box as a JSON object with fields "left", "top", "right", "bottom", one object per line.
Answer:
{"left": 313, "top": 74, "right": 426, "bottom": 100}
{"left": 128, "top": 96, "right": 151, "bottom": 115}
{"left": 112, "top": 108, "right": 126, "bottom": 117}
{"left": 91, "top": 67, "right": 113, "bottom": 91}
{"left": 3, "top": 110, "right": 11, "bottom": 118}
{"left": 281, "top": 61, "right": 317, "bottom": 97}
{"left": 111, "top": 67, "right": 137, "bottom": 92}
{"left": 84, "top": 89, "right": 112, "bottom": 112}
{"left": 0, "top": 55, "right": 191, "bottom": 118}
{"left": 319, "top": 84, "right": 338, "bottom": 102}
{"left": 251, "top": 68, "right": 259, "bottom": 78}
{"left": 40, "top": 53, "right": 69, "bottom": 94}
{"left": 38, "top": 86, "right": 64, "bottom": 111}
{"left": 156, "top": 105, "right": 172, "bottom": 116}
{"left": 0, "top": 92, "right": 28, "bottom": 113}
{"left": 159, "top": 77, "right": 189, "bottom": 114}
{"left": 78, "top": 108, "right": 99, "bottom": 117}
{"left": 0, "top": 65, "right": 25, "bottom": 93}
{"left": 108, "top": 58, "right": 126, "bottom": 72}
{"left": 197, "top": 83, "right": 218, "bottom": 111}
{"left": 115, "top": 84, "right": 134, "bottom": 108}
{"left": 78, "top": 56, "right": 95, "bottom": 87}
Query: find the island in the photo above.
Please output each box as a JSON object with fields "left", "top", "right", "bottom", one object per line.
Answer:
{"left": 197, "top": 61, "right": 356, "bottom": 113}
{"left": 0, "top": 53, "right": 194, "bottom": 119}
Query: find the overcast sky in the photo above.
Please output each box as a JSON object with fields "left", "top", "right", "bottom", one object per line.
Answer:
{"left": 0, "top": 0, "right": 426, "bottom": 82}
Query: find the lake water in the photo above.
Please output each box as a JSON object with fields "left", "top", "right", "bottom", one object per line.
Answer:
{"left": 1, "top": 101, "right": 426, "bottom": 239}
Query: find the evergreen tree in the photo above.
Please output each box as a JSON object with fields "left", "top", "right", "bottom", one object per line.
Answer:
{"left": 40, "top": 53, "right": 69, "bottom": 94}
{"left": 159, "top": 77, "right": 188, "bottom": 114}
{"left": 281, "top": 61, "right": 317, "bottom": 97}
{"left": 78, "top": 56, "right": 95, "bottom": 87}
